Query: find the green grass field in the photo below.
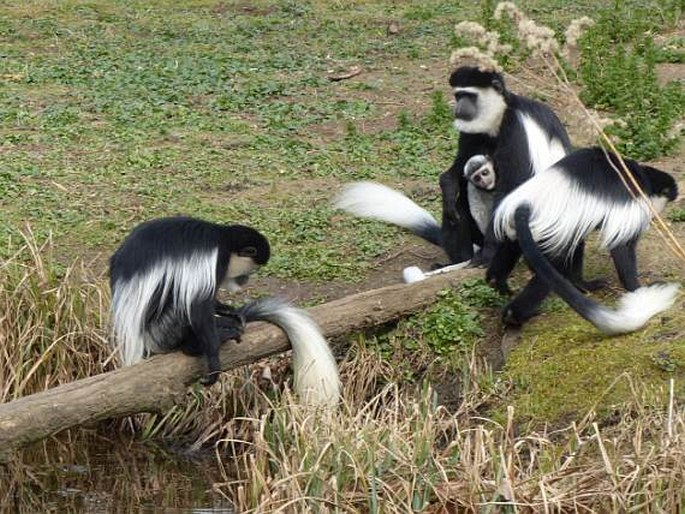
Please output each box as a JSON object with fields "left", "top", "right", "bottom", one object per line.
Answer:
{"left": 3, "top": 0, "right": 680, "bottom": 281}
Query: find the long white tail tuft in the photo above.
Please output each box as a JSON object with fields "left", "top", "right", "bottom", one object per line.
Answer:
{"left": 239, "top": 297, "right": 341, "bottom": 407}
{"left": 333, "top": 182, "right": 441, "bottom": 246}
{"left": 589, "top": 283, "right": 680, "bottom": 335}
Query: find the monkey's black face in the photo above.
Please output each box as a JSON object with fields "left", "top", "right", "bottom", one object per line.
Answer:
{"left": 219, "top": 225, "right": 271, "bottom": 293}
{"left": 223, "top": 254, "right": 261, "bottom": 292}
{"left": 659, "top": 179, "right": 679, "bottom": 203}
{"left": 449, "top": 66, "right": 507, "bottom": 136}
{"left": 454, "top": 91, "right": 478, "bottom": 121}
{"left": 643, "top": 165, "right": 679, "bottom": 203}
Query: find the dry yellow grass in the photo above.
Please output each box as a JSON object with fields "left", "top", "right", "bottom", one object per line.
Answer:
{"left": 0, "top": 230, "right": 113, "bottom": 403}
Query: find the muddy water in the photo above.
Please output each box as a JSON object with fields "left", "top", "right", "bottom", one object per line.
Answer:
{"left": 0, "top": 431, "right": 234, "bottom": 513}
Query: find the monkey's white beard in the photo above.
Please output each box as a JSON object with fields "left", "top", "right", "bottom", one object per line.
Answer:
{"left": 493, "top": 168, "right": 654, "bottom": 256}
{"left": 111, "top": 250, "right": 218, "bottom": 365}
{"left": 453, "top": 87, "right": 507, "bottom": 137}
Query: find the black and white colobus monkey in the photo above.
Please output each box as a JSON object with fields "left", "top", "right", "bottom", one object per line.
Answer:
{"left": 109, "top": 217, "right": 340, "bottom": 405}
{"left": 333, "top": 154, "right": 496, "bottom": 256}
{"left": 463, "top": 154, "right": 496, "bottom": 236}
{"left": 491, "top": 147, "right": 679, "bottom": 334}
{"left": 336, "top": 66, "right": 573, "bottom": 269}
{"left": 440, "top": 66, "right": 572, "bottom": 265}
{"left": 109, "top": 216, "right": 270, "bottom": 385}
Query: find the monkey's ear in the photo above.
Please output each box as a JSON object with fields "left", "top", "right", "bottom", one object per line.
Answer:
{"left": 492, "top": 79, "right": 504, "bottom": 95}
{"left": 239, "top": 246, "right": 258, "bottom": 258}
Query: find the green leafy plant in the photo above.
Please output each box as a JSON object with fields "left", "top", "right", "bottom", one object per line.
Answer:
{"left": 668, "top": 208, "right": 685, "bottom": 223}
{"left": 577, "top": 5, "right": 685, "bottom": 159}
{"left": 405, "top": 288, "right": 485, "bottom": 357}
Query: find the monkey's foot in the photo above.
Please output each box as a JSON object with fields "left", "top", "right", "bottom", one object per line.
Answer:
{"left": 573, "top": 278, "right": 608, "bottom": 293}
{"left": 199, "top": 372, "right": 220, "bottom": 386}
{"left": 501, "top": 303, "right": 540, "bottom": 327}
{"left": 487, "top": 276, "right": 512, "bottom": 295}
{"left": 467, "top": 250, "right": 490, "bottom": 268}
{"left": 501, "top": 306, "right": 522, "bottom": 327}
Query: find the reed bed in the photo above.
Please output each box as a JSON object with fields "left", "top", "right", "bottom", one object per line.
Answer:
{"left": 215, "top": 374, "right": 685, "bottom": 513}
{"left": 0, "top": 232, "right": 113, "bottom": 403}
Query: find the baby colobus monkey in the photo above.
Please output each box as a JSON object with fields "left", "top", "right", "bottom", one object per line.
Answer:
{"left": 490, "top": 147, "right": 680, "bottom": 334}
{"left": 109, "top": 216, "right": 270, "bottom": 386}
{"left": 463, "top": 154, "right": 496, "bottom": 236}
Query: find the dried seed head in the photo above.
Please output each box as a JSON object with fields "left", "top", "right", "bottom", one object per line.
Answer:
{"left": 449, "top": 47, "right": 502, "bottom": 72}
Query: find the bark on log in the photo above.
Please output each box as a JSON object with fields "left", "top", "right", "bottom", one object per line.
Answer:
{"left": 0, "top": 268, "right": 482, "bottom": 462}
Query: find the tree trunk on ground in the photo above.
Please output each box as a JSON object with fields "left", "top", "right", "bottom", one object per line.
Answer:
{"left": 0, "top": 268, "right": 484, "bottom": 462}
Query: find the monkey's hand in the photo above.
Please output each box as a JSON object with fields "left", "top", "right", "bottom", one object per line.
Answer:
{"left": 467, "top": 249, "right": 488, "bottom": 268}
{"left": 216, "top": 312, "right": 246, "bottom": 344}
{"left": 487, "top": 276, "right": 512, "bottom": 296}
{"left": 215, "top": 300, "right": 247, "bottom": 340}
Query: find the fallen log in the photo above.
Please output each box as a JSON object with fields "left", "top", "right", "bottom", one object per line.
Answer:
{"left": 0, "top": 267, "right": 482, "bottom": 462}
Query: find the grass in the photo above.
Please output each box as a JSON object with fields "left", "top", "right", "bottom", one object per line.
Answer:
{"left": 217, "top": 382, "right": 685, "bottom": 512}
{"left": 499, "top": 300, "right": 685, "bottom": 424}
{"left": 0, "top": 232, "right": 113, "bottom": 403}
{"left": 1, "top": 0, "right": 685, "bottom": 511}
{"left": 1, "top": 0, "right": 473, "bottom": 280}
{"left": 575, "top": 3, "right": 685, "bottom": 159}
{"left": 3, "top": 0, "right": 681, "bottom": 280}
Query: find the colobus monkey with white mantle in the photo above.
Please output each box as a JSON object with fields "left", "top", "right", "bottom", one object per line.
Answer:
{"left": 333, "top": 153, "right": 496, "bottom": 260}
{"left": 109, "top": 216, "right": 340, "bottom": 406}
{"left": 491, "top": 147, "right": 680, "bottom": 334}
{"left": 440, "top": 66, "right": 573, "bottom": 266}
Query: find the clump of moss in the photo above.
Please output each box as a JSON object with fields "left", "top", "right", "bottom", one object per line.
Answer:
{"left": 494, "top": 293, "right": 685, "bottom": 426}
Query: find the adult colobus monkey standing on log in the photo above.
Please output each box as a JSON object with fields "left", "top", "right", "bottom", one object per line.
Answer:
{"left": 109, "top": 217, "right": 340, "bottom": 406}
{"left": 491, "top": 147, "right": 680, "bottom": 334}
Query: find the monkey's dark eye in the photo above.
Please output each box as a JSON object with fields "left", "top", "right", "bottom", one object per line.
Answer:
{"left": 455, "top": 91, "right": 475, "bottom": 101}
{"left": 239, "top": 246, "right": 258, "bottom": 258}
